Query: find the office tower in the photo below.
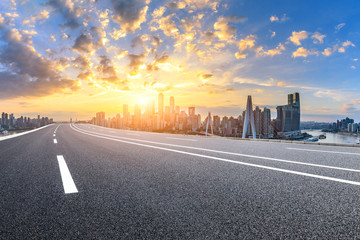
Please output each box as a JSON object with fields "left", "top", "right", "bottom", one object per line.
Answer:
{"left": 188, "top": 107, "right": 195, "bottom": 116}
{"left": 158, "top": 93, "right": 164, "bottom": 119}
{"left": 175, "top": 106, "right": 180, "bottom": 114}
{"left": 261, "top": 107, "right": 272, "bottom": 138}
{"left": 165, "top": 106, "right": 170, "bottom": 122}
{"left": 96, "top": 112, "right": 105, "bottom": 126}
{"left": 254, "top": 106, "right": 262, "bottom": 138}
{"left": 170, "top": 96, "right": 175, "bottom": 114}
{"left": 134, "top": 104, "right": 141, "bottom": 128}
{"left": 276, "top": 92, "right": 300, "bottom": 132}
{"left": 242, "top": 95, "right": 256, "bottom": 139}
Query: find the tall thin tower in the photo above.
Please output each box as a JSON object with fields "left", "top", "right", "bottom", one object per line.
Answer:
{"left": 242, "top": 95, "right": 256, "bottom": 139}
{"left": 205, "top": 112, "right": 213, "bottom": 136}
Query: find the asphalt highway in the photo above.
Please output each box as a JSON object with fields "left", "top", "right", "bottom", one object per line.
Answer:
{"left": 1, "top": 123, "right": 360, "bottom": 239}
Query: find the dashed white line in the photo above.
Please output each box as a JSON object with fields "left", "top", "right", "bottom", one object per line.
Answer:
{"left": 53, "top": 134, "right": 56, "bottom": 137}
{"left": 54, "top": 139, "right": 58, "bottom": 144}
{"left": 57, "top": 155, "right": 78, "bottom": 194}
{"left": 288, "top": 147, "right": 360, "bottom": 156}
{"left": 70, "top": 124, "right": 360, "bottom": 186}
{"left": 166, "top": 137, "right": 198, "bottom": 142}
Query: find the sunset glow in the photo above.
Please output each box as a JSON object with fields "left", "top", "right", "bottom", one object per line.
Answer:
{"left": 0, "top": 0, "right": 359, "bottom": 121}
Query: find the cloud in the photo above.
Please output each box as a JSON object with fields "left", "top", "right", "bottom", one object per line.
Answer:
{"left": 311, "top": 32, "right": 325, "bottom": 44}
{"left": 270, "top": 15, "right": 279, "bottom": 22}
{"left": 22, "top": 10, "right": 50, "bottom": 27}
{"left": 288, "top": 31, "right": 308, "bottom": 45}
{"left": 340, "top": 103, "right": 360, "bottom": 115}
{"left": 46, "top": 0, "right": 83, "bottom": 28}
{"left": 128, "top": 53, "right": 144, "bottom": 75}
{"left": 292, "top": 47, "right": 318, "bottom": 58}
{"left": 166, "top": 1, "right": 186, "bottom": 11}
{"left": 0, "top": 27, "right": 79, "bottom": 99}
{"left": 96, "top": 55, "right": 120, "bottom": 83}
{"left": 335, "top": 23, "right": 345, "bottom": 32}
{"left": 322, "top": 47, "right": 332, "bottom": 56}
{"left": 72, "top": 32, "right": 94, "bottom": 53}
{"left": 235, "top": 35, "right": 256, "bottom": 59}
{"left": 337, "top": 40, "right": 355, "bottom": 53}
{"left": 271, "top": 32, "right": 276, "bottom": 38}
{"left": 214, "top": 15, "right": 247, "bottom": 41}
{"left": 111, "top": 0, "right": 149, "bottom": 34}
{"left": 257, "top": 43, "right": 285, "bottom": 56}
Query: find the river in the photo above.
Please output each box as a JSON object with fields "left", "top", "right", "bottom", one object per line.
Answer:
{"left": 302, "top": 129, "right": 359, "bottom": 145}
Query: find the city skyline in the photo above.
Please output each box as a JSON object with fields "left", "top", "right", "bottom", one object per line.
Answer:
{"left": 0, "top": 0, "right": 359, "bottom": 121}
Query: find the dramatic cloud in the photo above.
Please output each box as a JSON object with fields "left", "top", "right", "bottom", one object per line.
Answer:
{"left": 0, "top": 28, "right": 78, "bottom": 99}
{"left": 292, "top": 47, "right": 318, "bottom": 58}
{"left": 46, "top": 0, "right": 83, "bottom": 28}
{"left": 288, "top": 31, "right": 308, "bottom": 45}
{"left": 96, "top": 55, "right": 120, "bottom": 83}
{"left": 257, "top": 43, "right": 285, "bottom": 56}
{"left": 311, "top": 32, "right": 326, "bottom": 44}
{"left": 214, "top": 15, "right": 247, "bottom": 41}
{"left": 72, "top": 32, "right": 94, "bottom": 53}
{"left": 111, "top": 0, "right": 149, "bottom": 34}
{"left": 235, "top": 34, "right": 256, "bottom": 59}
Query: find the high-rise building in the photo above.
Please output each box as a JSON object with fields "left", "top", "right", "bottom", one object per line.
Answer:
{"left": 134, "top": 104, "right": 141, "bottom": 128}
{"left": 188, "top": 107, "right": 195, "bottom": 116}
{"left": 96, "top": 112, "right": 105, "bottom": 126}
{"left": 254, "top": 106, "right": 262, "bottom": 138}
{"left": 242, "top": 95, "right": 256, "bottom": 139}
{"left": 276, "top": 92, "right": 300, "bottom": 132}
{"left": 158, "top": 93, "right": 164, "bottom": 119}
{"left": 261, "top": 107, "right": 272, "bottom": 138}
{"left": 170, "top": 96, "right": 174, "bottom": 114}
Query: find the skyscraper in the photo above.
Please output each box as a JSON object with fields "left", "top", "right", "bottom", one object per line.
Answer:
{"left": 158, "top": 93, "right": 164, "bottom": 119}
{"left": 96, "top": 112, "right": 105, "bottom": 126}
{"left": 242, "top": 95, "right": 256, "bottom": 139}
{"left": 170, "top": 96, "right": 174, "bottom": 114}
{"left": 276, "top": 92, "right": 300, "bottom": 132}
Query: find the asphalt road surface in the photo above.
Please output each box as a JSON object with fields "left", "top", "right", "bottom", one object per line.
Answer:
{"left": 1, "top": 123, "right": 360, "bottom": 239}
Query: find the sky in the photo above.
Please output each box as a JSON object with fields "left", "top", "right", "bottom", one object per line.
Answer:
{"left": 0, "top": 0, "right": 359, "bottom": 122}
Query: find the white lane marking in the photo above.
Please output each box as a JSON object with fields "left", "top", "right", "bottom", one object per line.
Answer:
{"left": 127, "top": 133, "right": 140, "bottom": 136}
{"left": 166, "top": 137, "right": 198, "bottom": 142}
{"left": 57, "top": 155, "right": 78, "bottom": 194}
{"left": 71, "top": 124, "right": 360, "bottom": 173}
{"left": 288, "top": 147, "right": 360, "bottom": 156}
{"left": 54, "top": 139, "right": 58, "bottom": 144}
{"left": 70, "top": 125, "right": 360, "bottom": 186}
{"left": 53, "top": 134, "right": 56, "bottom": 137}
{"left": 54, "top": 124, "right": 61, "bottom": 133}
{"left": 0, "top": 124, "right": 53, "bottom": 142}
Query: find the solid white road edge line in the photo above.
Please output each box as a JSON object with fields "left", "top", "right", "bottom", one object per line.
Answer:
{"left": 0, "top": 124, "right": 54, "bottom": 142}
{"left": 70, "top": 124, "right": 360, "bottom": 186}
{"left": 54, "top": 139, "right": 58, "bottom": 144}
{"left": 57, "top": 155, "right": 78, "bottom": 194}
{"left": 288, "top": 147, "right": 360, "bottom": 156}
{"left": 72, "top": 124, "right": 360, "bottom": 173}
{"left": 166, "top": 137, "right": 198, "bottom": 142}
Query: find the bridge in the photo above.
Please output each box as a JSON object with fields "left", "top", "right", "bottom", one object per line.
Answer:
{"left": 1, "top": 123, "right": 360, "bottom": 238}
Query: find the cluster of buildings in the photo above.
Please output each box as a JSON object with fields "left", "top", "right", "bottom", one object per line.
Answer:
{"left": 91, "top": 94, "right": 203, "bottom": 133}
{"left": 328, "top": 117, "right": 360, "bottom": 133}
{"left": 90, "top": 92, "right": 301, "bottom": 139}
{"left": 0, "top": 112, "right": 53, "bottom": 131}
